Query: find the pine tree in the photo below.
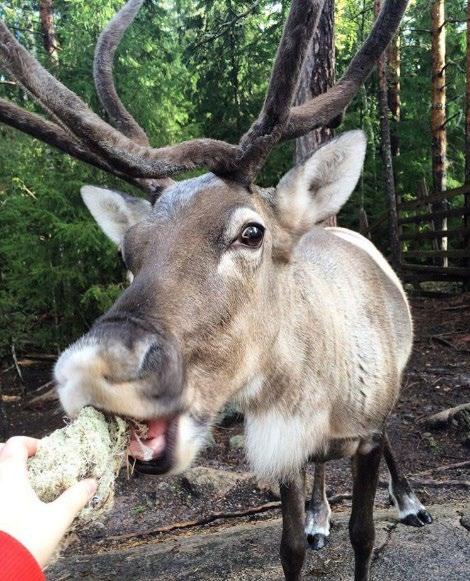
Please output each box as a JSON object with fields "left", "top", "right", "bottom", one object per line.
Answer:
{"left": 294, "top": 0, "right": 336, "bottom": 226}
{"left": 431, "top": 0, "right": 448, "bottom": 264}
{"left": 465, "top": 0, "right": 470, "bottom": 279}
{"left": 39, "top": 0, "right": 59, "bottom": 64}
{"left": 375, "top": 0, "right": 399, "bottom": 267}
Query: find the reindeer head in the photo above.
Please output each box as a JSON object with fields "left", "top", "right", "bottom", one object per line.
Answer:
{"left": 0, "top": 0, "right": 407, "bottom": 474}
{"left": 58, "top": 131, "right": 365, "bottom": 473}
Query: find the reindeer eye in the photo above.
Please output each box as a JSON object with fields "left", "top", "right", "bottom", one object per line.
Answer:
{"left": 238, "top": 223, "right": 265, "bottom": 248}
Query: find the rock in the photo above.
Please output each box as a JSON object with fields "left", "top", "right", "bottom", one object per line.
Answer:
{"left": 462, "top": 434, "right": 470, "bottom": 449}
{"left": 229, "top": 434, "right": 245, "bottom": 449}
{"left": 257, "top": 479, "right": 280, "bottom": 500}
{"left": 460, "top": 513, "right": 470, "bottom": 531}
{"left": 87, "top": 521, "right": 106, "bottom": 540}
{"left": 180, "top": 467, "right": 250, "bottom": 498}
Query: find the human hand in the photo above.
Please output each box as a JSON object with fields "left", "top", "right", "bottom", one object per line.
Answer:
{"left": 0, "top": 436, "right": 97, "bottom": 568}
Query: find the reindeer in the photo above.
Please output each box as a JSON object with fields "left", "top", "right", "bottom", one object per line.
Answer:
{"left": 0, "top": 1, "right": 432, "bottom": 579}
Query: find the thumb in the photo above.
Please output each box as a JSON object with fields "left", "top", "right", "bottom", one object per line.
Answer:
{"left": 52, "top": 479, "right": 97, "bottom": 526}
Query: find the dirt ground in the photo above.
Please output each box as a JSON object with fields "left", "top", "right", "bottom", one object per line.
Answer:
{"left": 1, "top": 293, "right": 469, "bottom": 579}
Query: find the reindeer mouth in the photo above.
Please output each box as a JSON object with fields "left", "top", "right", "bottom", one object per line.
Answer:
{"left": 128, "top": 415, "right": 180, "bottom": 474}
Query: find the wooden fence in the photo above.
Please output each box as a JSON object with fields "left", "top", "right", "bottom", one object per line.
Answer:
{"left": 397, "top": 184, "right": 470, "bottom": 282}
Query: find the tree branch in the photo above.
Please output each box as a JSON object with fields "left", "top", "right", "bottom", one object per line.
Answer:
{"left": 190, "top": 1, "right": 262, "bottom": 50}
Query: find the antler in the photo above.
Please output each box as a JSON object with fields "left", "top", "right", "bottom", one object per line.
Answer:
{"left": 0, "top": 5, "right": 238, "bottom": 179}
{"left": 282, "top": 0, "right": 409, "bottom": 139}
{"left": 234, "top": 0, "right": 326, "bottom": 180}
{"left": 0, "top": 0, "right": 409, "bottom": 191}
{"left": 93, "top": 0, "right": 174, "bottom": 192}
{"left": 94, "top": 0, "right": 149, "bottom": 146}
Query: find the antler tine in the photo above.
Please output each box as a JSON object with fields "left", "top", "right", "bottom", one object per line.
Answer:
{"left": 0, "top": 18, "right": 238, "bottom": 179}
{"left": 0, "top": 98, "right": 165, "bottom": 193}
{"left": 0, "top": 98, "right": 113, "bottom": 172}
{"left": 94, "top": 0, "right": 149, "bottom": 146}
{"left": 282, "top": 0, "right": 409, "bottom": 140}
{"left": 235, "top": 0, "right": 326, "bottom": 180}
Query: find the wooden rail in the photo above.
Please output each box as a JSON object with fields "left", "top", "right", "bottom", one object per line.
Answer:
{"left": 405, "top": 249, "right": 470, "bottom": 259}
{"left": 399, "top": 227, "right": 470, "bottom": 241}
{"left": 398, "top": 184, "right": 470, "bottom": 211}
{"left": 398, "top": 206, "right": 470, "bottom": 226}
{"left": 400, "top": 263, "right": 470, "bottom": 277}
{"left": 398, "top": 183, "right": 469, "bottom": 284}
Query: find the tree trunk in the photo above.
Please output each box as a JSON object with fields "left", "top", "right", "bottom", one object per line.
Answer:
{"left": 39, "top": 0, "right": 59, "bottom": 64}
{"left": 387, "top": 33, "right": 400, "bottom": 159}
{"left": 375, "top": 0, "right": 400, "bottom": 268}
{"left": 465, "top": 0, "right": 470, "bottom": 282}
{"left": 227, "top": 0, "right": 241, "bottom": 134}
{"left": 294, "top": 0, "right": 336, "bottom": 227}
{"left": 466, "top": 1, "right": 470, "bottom": 185}
{"left": 431, "top": 0, "right": 447, "bottom": 265}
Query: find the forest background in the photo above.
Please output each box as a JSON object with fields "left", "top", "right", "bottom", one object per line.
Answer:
{"left": 0, "top": 0, "right": 467, "bottom": 355}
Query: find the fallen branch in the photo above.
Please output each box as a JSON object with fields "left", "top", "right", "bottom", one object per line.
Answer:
{"left": 411, "top": 460, "right": 470, "bottom": 477}
{"left": 408, "top": 478, "right": 470, "bottom": 489}
{"left": 420, "top": 403, "right": 470, "bottom": 428}
{"left": 441, "top": 304, "right": 470, "bottom": 312}
{"left": 430, "top": 335, "right": 456, "bottom": 349}
{"left": 379, "top": 478, "right": 470, "bottom": 489}
{"left": 430, "top": 335, "right": 470, "bottom": 353}
{"left": 422, "top": 331, "right": 464, "bottom": 339}
{"left": 11, "top": 344, "right": 24, "bottom": 383}
{"left": 102, "top": 501, "right": 282, "bottom": 544}
{"left": 28, "top": 382, "right": 58, "bottom": 406}
{"left": 328, "top": 492, "right": 352, "bottom": 505}
{"left": 20, "top": 353, "right": 57, "bottom": 362}
{"left": 1, "top": 364, "right": 15, "bottom": 374}
{"left": 99, "top": 490, "right": 354, "bottom": 547}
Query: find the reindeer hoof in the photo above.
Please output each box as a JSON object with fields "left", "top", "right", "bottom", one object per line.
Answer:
{"left": 417, "top": 509, "right": 433, "bottom": 524}
{"left": 307, "top": 533, "right": 329, "bottom": 550}
{"left": 401, "top": 509, "right": 433, "bottom": 527}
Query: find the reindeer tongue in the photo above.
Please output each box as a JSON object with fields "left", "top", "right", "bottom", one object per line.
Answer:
{"left": 128, "top": 418, "right": 169, "bottom": 461}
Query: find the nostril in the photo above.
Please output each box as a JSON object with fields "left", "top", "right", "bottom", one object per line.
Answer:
{"left": 138, "top": 338, "right": 184, "bottom": 399}
{"left": 139, "top": 342, "right": 164, "bottom": 377}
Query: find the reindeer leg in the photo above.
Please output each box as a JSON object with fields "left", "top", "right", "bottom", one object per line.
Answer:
{"left": 349, "top": 439, "right": 383, "bottom": 581}
{"left": 305, "top": 462, "right": 331, "bottom": 550}
{"left": 383, "top": 432, "right": 432, "bottom": 527}
{"left": 279, "top": 468, "right": 306, "bottom": 581}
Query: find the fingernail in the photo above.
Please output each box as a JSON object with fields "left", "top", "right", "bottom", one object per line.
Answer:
{"left": 83, "top": 478, "right": 98, "bottom": 496}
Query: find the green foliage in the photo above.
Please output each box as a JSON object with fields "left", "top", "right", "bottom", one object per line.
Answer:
{"left": 0, "top": 130, "right": 126, "bottom": 353}
{"left": 0, "top": 0, "right": 468, "bottom": 355}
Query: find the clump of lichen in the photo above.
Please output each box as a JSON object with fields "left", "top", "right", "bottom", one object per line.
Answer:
{"left": 28, "top": 407, "right": 130, "bottom": 524}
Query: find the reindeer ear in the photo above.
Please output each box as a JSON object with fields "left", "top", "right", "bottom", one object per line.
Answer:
{"left": 275, "top": 130, "right": 366, "bottom": 233}
{"left": 81, "top": 186, "right": 151, "bottom": 246}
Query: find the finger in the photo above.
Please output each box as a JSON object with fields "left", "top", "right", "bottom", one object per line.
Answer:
{"left": 51, "top": 479, "right": 97, "bottom": 527}
{"left": 0, "top": 436, "right": 39, "bottom": 463}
